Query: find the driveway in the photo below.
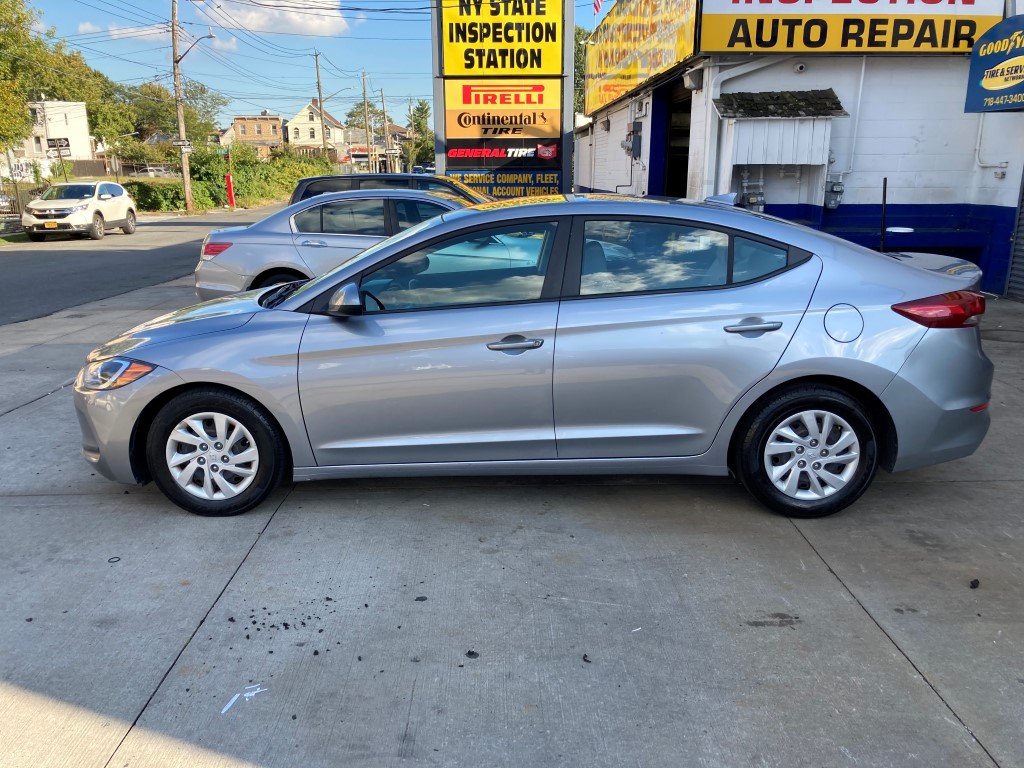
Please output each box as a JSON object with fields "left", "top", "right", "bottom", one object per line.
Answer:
{"left": 0, "top": 278, "right": 1021, "bottom": 768}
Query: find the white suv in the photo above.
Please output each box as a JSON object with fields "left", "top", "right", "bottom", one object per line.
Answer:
{"left": 22, "top": 181, "right": 137, "bottom": 241}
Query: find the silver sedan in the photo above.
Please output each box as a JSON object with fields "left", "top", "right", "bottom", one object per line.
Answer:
{"left": 194, "top": 188, "right": 467, "bottom": 300}
{"left": 75, "top": 195, "right": 992, "bottom": 518}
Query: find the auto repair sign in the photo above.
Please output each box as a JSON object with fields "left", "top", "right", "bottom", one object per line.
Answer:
{"left": 965, "top": 15, "right": 1024, "bottom": 113}
{"left": 700, "top": 0, "right": 1005, "bottom": 54}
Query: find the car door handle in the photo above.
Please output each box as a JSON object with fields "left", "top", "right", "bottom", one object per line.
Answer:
{"left": 300, "top": 239, "right": 328, "bottom": 247}
{"left": 724, "top": 321, "right": 783, "bottom": 333}
{"left": 487, "top": 336, "right": 544, "bottom": 351}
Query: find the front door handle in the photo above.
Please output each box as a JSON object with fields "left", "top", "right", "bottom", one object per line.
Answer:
{"left": 487, "top": 335, "right": 544, "bottom": 351}
{"left": 724, "top": 321, "right": 783, "bottom": 333}
{"left": 301, "top": 239, "right": 328, "bottom": 248}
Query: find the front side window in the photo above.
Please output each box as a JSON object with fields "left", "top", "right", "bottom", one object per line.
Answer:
{"left": 325, "top": 126, "right": 331, "bottom": 139}
{"left": 309, "top": 111, "right": 315, "bottom": 121}
{"left": 256, "top": 124, "right": 263, "bottom": 136}
{"left": 294, "top": 199, "right": 387, "bottom": 236}
{"left": 309, "top": 128, "right": 315, "bottom": 139}
{"left": 293, "top": 127, "right": 299, "bottom": 139}
{"left": 395, "top": 200, "right": 451, "bottom": 230}
{"left": 579, "top": 220, "right": 730, "bottom": 296}
{"left": 239, "top": 124, "right": 246, "bottom": 136}
{"left": 361, "top": 221, "right": 557, "bottom": 312}
{"left": 271, "top": 124, "right": 278, "bottom": 136}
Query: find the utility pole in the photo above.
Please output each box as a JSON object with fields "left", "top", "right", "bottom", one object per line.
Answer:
{"left": 170, "top": 0, "right": 193, "bottom": 212}
{"left": 408, "top": 96, "right": 414, "bottom": 174}
{"left": 315, "top": 51, "right": 329, "bottom": 157}
{"left": 380, "top": 89, "right": 392, "bottom": 173}
{"left": 362, "top": 71, "right": 373, "bottom": 172}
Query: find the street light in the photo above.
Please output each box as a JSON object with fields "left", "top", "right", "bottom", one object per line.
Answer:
{"left": 171, "top": 4, "right": 215, "bottom": 212}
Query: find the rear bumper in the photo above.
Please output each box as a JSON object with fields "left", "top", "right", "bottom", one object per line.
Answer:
{"left": 194, "top": 260, "right": 248, "bottom": 301}
{"left": 881, "top": 325, "right": 993, "bottom": 472}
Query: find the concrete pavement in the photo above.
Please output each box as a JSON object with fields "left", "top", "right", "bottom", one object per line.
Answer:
{"left": 0, "top": 277, "right": 1022, "bottom": 768}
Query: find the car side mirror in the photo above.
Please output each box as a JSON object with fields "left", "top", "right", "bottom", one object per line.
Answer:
{"left": 99, "top": 193, "right": 113, "bottom": 200}
{"left": 327, "top": 282, "right": 363, "bottom": 316}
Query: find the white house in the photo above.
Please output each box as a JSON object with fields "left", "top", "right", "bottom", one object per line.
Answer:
{"left": 2, "top": 100, "right": 93, "bottom": 181}
{"left": 285, "top": 98, "right": 345, "bottom": 156}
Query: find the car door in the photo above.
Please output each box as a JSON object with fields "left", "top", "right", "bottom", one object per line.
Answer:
{"left": 290, "top": 197, "right": 390, "bottom": 277}
{"left": 552, "top": 216, "right": 821, "bottom": 459}
{"left": 97, "top": 183, "right": 121, "bottom": 222}
{"left": 298, "top": 218, "right": 567, "bottom": 467}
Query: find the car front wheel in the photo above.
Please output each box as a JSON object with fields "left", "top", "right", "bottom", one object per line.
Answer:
{"left": 88, "top": 213, "right": 105, "bottom": 240}
{"left": 146, "top": 389, "right": 288, "bottom": 516}
{"left": 735, "top": 386, "right": 878, "bottom": 518}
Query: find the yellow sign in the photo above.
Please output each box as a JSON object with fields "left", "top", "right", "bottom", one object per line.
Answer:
{"left": 444, "top": 79, "right": 561, "bottom": 138}
{"left": 700, "top": 0, "right": 1005, "bottom": 54}
{"left": 584, "top": 0, "right": 697, "bottom": 114}
{"left": 441, "top": 0, "right": 564, "bottom": 76}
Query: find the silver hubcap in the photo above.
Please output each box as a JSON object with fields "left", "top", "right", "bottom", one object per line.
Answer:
{"left": 165, "top": 411, "right": 259, "bottom": 501}
{"left": 763, "top": 409, "right": 860, "bottom": 501}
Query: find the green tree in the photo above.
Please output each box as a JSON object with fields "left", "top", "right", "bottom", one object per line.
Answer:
{"left": 344, "top": 101, "right": 392, "bottom": 141}
{"left": 0, "top": 0, "right": 44, "bottom": 150}
{"left": 406, "top": 99, "right": 434, "bottom": 166}
{"left": 574, "top": 25, "right": 590, "bottom": 115}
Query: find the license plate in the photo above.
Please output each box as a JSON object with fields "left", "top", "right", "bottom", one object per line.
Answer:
{"left": 44, "top": 222, "right": 58, "bottom": 229}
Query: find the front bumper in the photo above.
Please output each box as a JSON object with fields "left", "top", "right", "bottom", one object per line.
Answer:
{"left": 74, "top": 365, "right": 186, "bottom": 484}
{"left": 22, "top": 209, "right": 93, "bottom": 233}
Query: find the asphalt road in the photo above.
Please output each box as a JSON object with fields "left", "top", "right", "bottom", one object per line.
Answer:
{"left": 0, "top": 206, "right": 279, "bottom": 325}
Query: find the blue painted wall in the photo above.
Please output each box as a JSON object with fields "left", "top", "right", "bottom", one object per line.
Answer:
{"left": 765, "top": 203, "right": 1016, "bottom": 294}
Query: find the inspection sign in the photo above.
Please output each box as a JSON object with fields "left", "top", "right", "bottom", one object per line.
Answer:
{"left": 700, "top": 0, "right": 1004, "bottom": 54}
{"left": 441, "top": 0, "right": 564, "bottom": 76}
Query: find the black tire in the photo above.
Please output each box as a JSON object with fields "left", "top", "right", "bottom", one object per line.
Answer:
{"left": 122, "top": 210, "right": 137, "bottom": 234}
{"left": 734, "top": 386, "right": 878, "bottom": 518}
{"left": 252, "top": 270, "right": 305, "bottom": 289}
{"left": 88, "top": 213, "right": 105, "bottom": 240}
{"left": 26, "top": 231, "right": 46, "bottom": 242}
{"left": 146, "top": 388, "right": 289, "bottom": 516}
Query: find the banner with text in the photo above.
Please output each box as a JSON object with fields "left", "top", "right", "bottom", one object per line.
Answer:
{"left": 445, "top": 79, "right": 562, "bottom": 139}
{"left": 700, "top": 0, "right": 1005, "bottom": 54}
{"left": 584, "top": 0, "right": 697, "bottom": 115}
{"left": 446, "top": 169, "right": 562, "bottom": 197}
{"left": 965, "top": 14, "right": 1024, "bottom": 113}
{"left": 442, "top": 0, "right": 564, "bottom": 76}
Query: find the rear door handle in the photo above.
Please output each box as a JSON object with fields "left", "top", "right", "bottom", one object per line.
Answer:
{"left": 724, "top": 321, "right": 783, "bottom": 333}
{"left": 487, "top": 335, "right": 544, "bottom": 351}
{"left": 300, "top": 239, "right": 328, "bottom": 248}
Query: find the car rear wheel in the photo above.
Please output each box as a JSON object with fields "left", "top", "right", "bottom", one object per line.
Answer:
{"left": 26, "top": 231, "right": 46, "bottom": 242}
{"left": 88, "top": 213, "right": 105, "bottom": 240}
{"left": 122, "top": 210, "right": 137, "bottom": 234}
{"left": 252, "top": 270, "right": 305, "bottom": 290}
{"left": 735, "top": 386, "right": 878, "bottom": 518}
{"left": 146, "top": 389, "right": 288, "bottom": 516}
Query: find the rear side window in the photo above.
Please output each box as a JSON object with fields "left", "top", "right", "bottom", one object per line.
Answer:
{"left": 360, "top": 178, "right": 412, "bottom": 190}
{"left": 294, "top": 199, "right": 387, "bottom": 236}
{"left": 575, "top": 219, "right": 805, "bottom": 297}
{"left": 301, "top": 179, "right": 356, "bottom": 200}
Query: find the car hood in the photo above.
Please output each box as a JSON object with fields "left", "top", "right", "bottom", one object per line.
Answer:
{"left": 28, "top": 197, "right": 90, "bottom": 208}
{"left": 87, "top": 291, "right": 266, "bottom": 362}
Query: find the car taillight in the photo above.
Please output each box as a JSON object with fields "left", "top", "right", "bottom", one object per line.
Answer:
{"left": 202, "top": 241, "right": 232, "bottom": 258}
{"left": 891, "top": 291, "right": 986, "bottom": 329}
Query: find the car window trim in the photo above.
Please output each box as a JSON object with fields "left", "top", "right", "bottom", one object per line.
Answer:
{"left": 561, "top": 214, "right": 813, "bottom": 300}
{"left": 306, "top": 214, "right": 572, "bottom": 316}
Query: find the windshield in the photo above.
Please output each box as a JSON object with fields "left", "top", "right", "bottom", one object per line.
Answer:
{"left": 41, "top": 184, "right": 96, "bottom": 200}
{"left": 443, "top": 176, "right": 495, "bottom": 203}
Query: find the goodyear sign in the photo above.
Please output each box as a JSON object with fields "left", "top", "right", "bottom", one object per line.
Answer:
{"left": 441, "top": 0, "right": 563, "bottom": 76}
{"left": 966, "top": 15, "right": 1024, "bottom": 113}
{"left": 584, "top": 0, "right": 697, "bottom": 114}
{"left": 446, "top": 170, "right": 562, "bottom": 197}
{"left": 700, "top": 0, "right": 1005, "bottom": 54}
{"left": 445, "top": 80, "right": 561, "bottom": 139}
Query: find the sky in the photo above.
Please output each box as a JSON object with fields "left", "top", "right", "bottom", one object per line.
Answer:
{"left": 35, "top": 0, "right": 601, "bottom": 128}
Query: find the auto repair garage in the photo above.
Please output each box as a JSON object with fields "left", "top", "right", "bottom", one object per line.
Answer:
{"left": 575, "top": 1, "right": 1024, "bottom": 296}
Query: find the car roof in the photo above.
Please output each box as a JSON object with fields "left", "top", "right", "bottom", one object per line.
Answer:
{"left": 298, "top": 173, "right": 439, "bottom": 183}
{"left": 289, "top": 188, "right": 465, "bottom": 205}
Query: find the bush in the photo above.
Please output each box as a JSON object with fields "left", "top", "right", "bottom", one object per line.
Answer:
{"left": 123, "top": 146, "right": 335, "bottom": 211}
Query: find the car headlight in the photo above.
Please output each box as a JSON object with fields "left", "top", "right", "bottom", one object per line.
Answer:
{"left": 78, "top": 358, "right": 155, "bottom": 391}
{"left": 68, "top": 204, "right": 90, "bottom": 212}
